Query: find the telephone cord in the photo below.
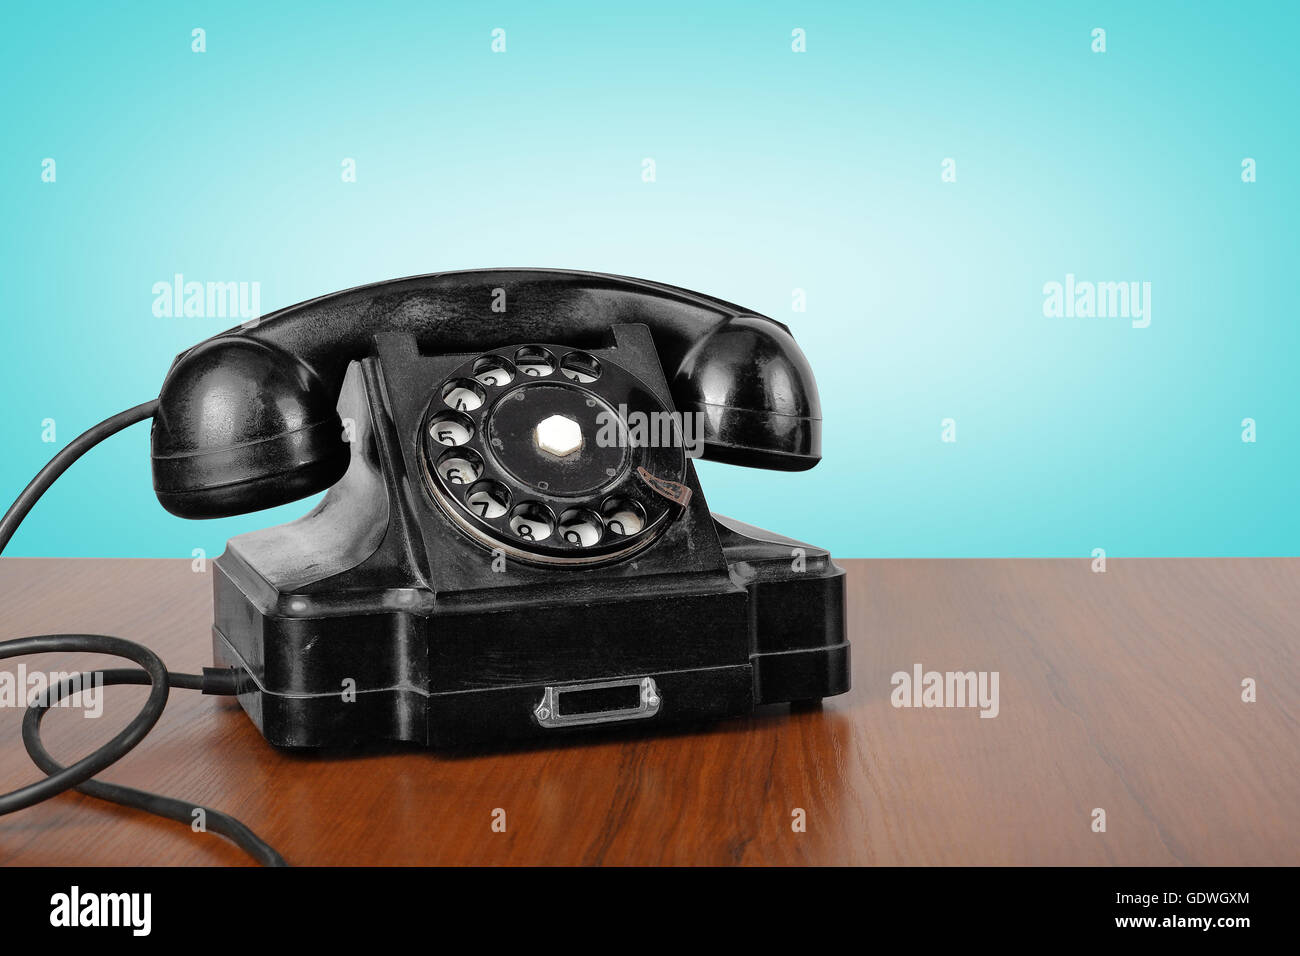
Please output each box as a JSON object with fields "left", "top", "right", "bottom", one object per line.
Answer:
{"left": 0, "top": 401, "right": 287, "bottom": 865}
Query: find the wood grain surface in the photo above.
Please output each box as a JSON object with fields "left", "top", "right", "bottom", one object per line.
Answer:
{"left": 0, "top": 557, "right": 1295, "bottom": 866}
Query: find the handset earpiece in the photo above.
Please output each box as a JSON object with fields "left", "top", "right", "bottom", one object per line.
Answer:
{"left": 150, "top": 337, "right": 348, "bottom": 518}
{"left": 669, "top": 315, "right": 822, "bottom": 471}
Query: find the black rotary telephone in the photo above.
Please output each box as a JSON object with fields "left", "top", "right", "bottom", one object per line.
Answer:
{"left": 0, "top": 269, "right": 847, "bottom": 859}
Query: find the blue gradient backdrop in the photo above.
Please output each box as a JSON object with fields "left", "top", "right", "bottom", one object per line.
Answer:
{"left": 2, "top": 2, "right": 1296, "bottom": 557}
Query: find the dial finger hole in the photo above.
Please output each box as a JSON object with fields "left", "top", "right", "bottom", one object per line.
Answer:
{"left": 514, "top": 346, "right": 556, "bottom": 378}
{"left": 442, "top": 379, "right": 486, "bottom": 412}
{"left": 428, "top": 411, "right": 474, "bottom": 446}
{"left": 466, "top": 479, "right": 510, "bottom": 519}
{"left": 437, "top": 449, "right": 483, "bottom": 486}
{"left": 508, "top": 501, "right": 555, "bottom": 542}
{"left": 600, "top": 497, "right": 646, "bottom": 536}
{"left": 560, "top": 351, "right": 602, "bottom": 384}
{"left": 473, "top": 355, "right": 515, "bottom": 388}
{"left": 558, "top": 508, "right": 603, "bottom": 547}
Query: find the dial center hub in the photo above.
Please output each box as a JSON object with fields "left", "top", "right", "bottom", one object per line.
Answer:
{"left": 534, "top": 414, "right": 583, "bottom": 458}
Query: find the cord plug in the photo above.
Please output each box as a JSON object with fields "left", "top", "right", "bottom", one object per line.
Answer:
{"left": 200, "top": 666, "right": 242, "bottom": 696}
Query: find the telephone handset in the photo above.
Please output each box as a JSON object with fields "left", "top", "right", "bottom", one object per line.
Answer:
{"left": 150, "top": 269, "right": 822, "bottom": 520}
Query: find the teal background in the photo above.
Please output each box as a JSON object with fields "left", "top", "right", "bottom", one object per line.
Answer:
{"left": 1, "top": 1, "right": 1295, "bottom": 558}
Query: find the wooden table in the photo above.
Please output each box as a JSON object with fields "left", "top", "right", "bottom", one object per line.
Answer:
{"left": 0, "top": 557, "right": 1295, "bottom": 866}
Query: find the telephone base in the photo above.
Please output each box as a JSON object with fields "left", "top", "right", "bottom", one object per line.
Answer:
{"left": 211, "top": 514, "right": 848, "bottom": 749}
